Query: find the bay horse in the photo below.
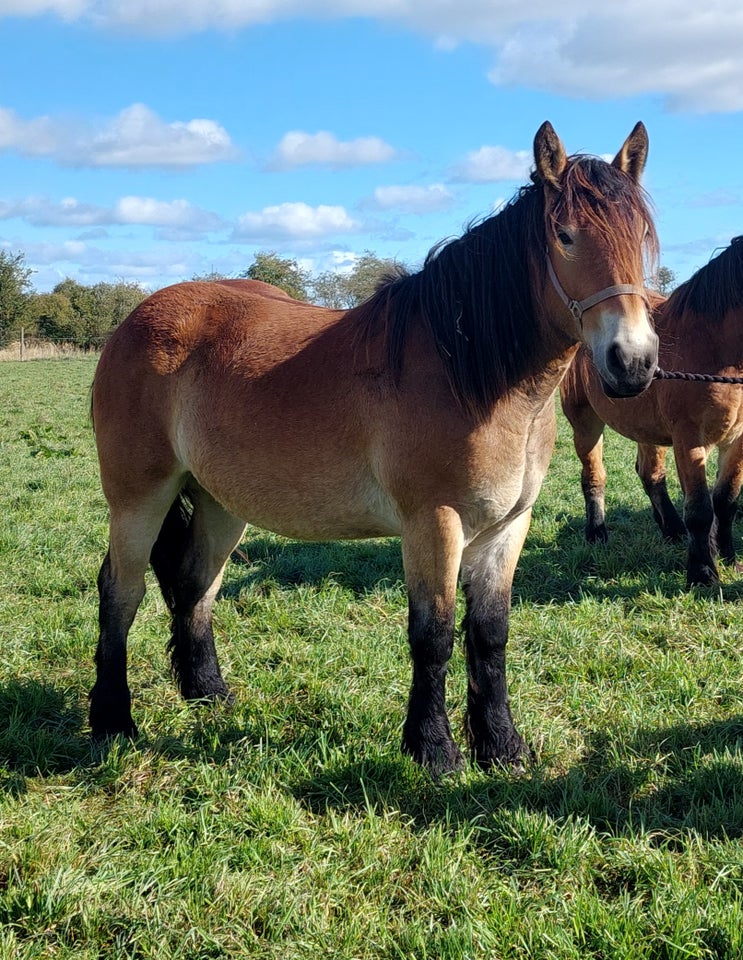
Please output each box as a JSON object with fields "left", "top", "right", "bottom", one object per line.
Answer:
{"left": 90, "top": 122, "right": 658, "bottom": 776}
{"left": 560, "top": 236, "right": 743, "bottom": 587}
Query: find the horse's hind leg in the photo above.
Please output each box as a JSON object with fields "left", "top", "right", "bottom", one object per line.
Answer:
{"left": 150, "top": 483, "right": 246, "bottom": 702}
{"left": 400, "top": 507, "right": 465, "bottom": 777}
{"left": 635, "top": 443, "right": 685, "bottom": 542}
{"left": 461, "top": 510, "right": 532, "bottom": 770}
{"left": 712, "top": 437, "right": 743, "bottom": 566}
{"left": 90, "top": 480, "right": 183, "bottom": 738}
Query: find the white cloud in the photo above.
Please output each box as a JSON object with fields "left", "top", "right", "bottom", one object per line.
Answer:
{"left": 114, "top": 196, "right": 223, "bottom": 230}
{"left": 88, "top": 105, "right": 236, "bottom": 167}
{"left": 0, "top": 107, "right": 59, "bottom": 156}
{"left": 0, "top": 194, "right": 223, "bottom": 233}
{"left": 18, "top": 236, "right": 202, "bottom": 285}
{"left": 8, "top": 1, "right": 739, "bottom": 113}
{"left": 268, "top": 130, "right": 399, "bottom": 170}
{"left": 0, "top": 0, "right": 86, "bottom": 15}
{"left": 487, "top": 8, "right": 743, "bottom": 112}
{"left": 0, "top": 103, "right": 237, "bottom": 168}
{"left": 0, "top": 196, "right": 108, "bottom": 227}
{"left": 234, "top": 202, "right": 360, "bottom": 241}
{"left": 451, "top": 145, "right": 531, "bottom": 183}
{"left": 369, "top": 183, "right": 454, "bottom": 214}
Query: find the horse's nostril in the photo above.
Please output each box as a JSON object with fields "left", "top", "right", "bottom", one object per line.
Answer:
{"left": 607, "top": 343, "right": 627, "bottom": 375}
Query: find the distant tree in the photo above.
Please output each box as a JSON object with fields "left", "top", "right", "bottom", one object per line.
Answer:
{"left": 651, "top": 265, "right": 677, "bottom": 296}
{"left": 191, "top": 269, "right": 230, "bottom": 282}
{"left": 91, "top": 280, "right": 148, "bottom": 329}
{"left": 311, "top": 270, "right": 348, "bottom": 309}
{"left": 0, "top": 250, "right": 33, "bottom": 346}
{"left": 26, "top": 292, "right": 81, "bottom": 341}
{"left": 53, "top": 279, "right": 98, "bottom": 334}
{"left": 51, "top": 278, "right": 148, "bottom": 347}
{"left": 311, "top": 252, "right": 407, "bottom": 309}
{"left": 342, "top": 251, "right": 406, "bottom": 307}
{"left": 241, "top": 251, "right": 310, "bottom": 301}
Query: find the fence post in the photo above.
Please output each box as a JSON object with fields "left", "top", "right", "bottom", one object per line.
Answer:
{"left": 20, "top": 327, "right": 25, "bottom": 361}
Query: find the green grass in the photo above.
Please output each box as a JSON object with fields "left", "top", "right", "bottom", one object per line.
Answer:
{"left": 1, "top": 358, "right": 743, "bottom": 959}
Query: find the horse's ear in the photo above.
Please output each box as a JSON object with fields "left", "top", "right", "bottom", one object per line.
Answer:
{"left": 533, "top": 121, "right": 567, "bottom": 190}
{"left": 612, "top": 122, "right": 649, "bottom": 182}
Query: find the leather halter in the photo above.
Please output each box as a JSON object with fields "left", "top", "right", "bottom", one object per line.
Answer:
{"left": 546, "top": 255, "right": 648, "bottom": 326}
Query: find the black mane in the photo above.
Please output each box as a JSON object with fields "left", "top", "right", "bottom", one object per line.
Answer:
{"left": 668, "top": 236, "right": 743, "bottom": 322}
{"left": 354, "top": 183, "right": 547, "bottom": 419}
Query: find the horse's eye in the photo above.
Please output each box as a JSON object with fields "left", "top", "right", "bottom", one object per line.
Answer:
{"left": 557, "top": 230, "right": 574, "bottom": 246}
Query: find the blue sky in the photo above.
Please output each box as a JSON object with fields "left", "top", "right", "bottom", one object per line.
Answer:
{"left": 0, "top": 2, "right": 741, "bottom": 292}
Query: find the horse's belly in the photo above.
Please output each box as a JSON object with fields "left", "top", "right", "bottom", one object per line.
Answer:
{"left": 189, "top": 451, "right": 401, "bottom": 542}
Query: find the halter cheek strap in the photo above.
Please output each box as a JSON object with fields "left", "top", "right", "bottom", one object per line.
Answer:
{"left": 546, "top": 255, "right": 648, "bottom": 326}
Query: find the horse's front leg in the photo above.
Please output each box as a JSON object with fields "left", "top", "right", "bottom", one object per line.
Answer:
{"left": 635, "top": 442, "right": 685, "bottom": 542}
{"left": 400, "top": 508, "right": 465, "bottom": 777}
{"left": 560, "top": 385, "right": 609, "bottom": 543}
{"left": 675, "top": 444, "right": 717, "bottom": 586}
{"left": 461, "top": 510, "right": 532, "bottom": 770}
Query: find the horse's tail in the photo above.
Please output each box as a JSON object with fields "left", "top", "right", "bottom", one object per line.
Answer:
{"left": 149, "top": 490, "right": 193, "bottom": 613}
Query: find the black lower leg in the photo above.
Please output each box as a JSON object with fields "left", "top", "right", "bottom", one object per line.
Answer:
{"left": 401, "top": 599, "right": 462, "bottom": 777}
{"left": 89, "top": 553, "right": 138, "bottom": 739}
{"left": 463, "top": 586, "right": 529, "bottom": 769}
{"left": 581, "top": 478, "right": 608, "bottom": 544}
{"left": 712, "top": 487, "right": 738, "bottom": 564}
{"left": 168, "top": 598, "right": 231, "bottom": 702}
{"left": 640, "top": 475, "right": 685, "bottom": 542}
{"left": 685, "top": 490, "right": 718, "bottom": 586}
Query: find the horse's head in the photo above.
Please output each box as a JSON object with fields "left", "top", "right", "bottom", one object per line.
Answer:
{"left": 534, "top": 121, "right": 658, "bottom": 397}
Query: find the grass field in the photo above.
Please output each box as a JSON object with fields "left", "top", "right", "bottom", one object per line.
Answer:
{"left": 1, "top": 358, "right": 743, "bottom": 959}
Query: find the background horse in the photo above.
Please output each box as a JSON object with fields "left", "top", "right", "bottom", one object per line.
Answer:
{"left": 90, "top": 122, "right": 658, "bottom": 777}
{"left": 561, "top": 236, "right": 743, "bottom": 587}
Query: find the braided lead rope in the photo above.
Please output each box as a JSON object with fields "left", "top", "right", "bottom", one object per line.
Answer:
{"left": 654, "top": 368, "right": 743, "bottom": 384}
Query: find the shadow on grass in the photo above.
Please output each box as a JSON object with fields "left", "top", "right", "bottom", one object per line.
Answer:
{"left": 523, "top": 502, "right": 743, "bottom": 603}
{"left": 222, "top": 533, "right": 404, "bottom": 598}
{"left": 220, "top": 507, "right": 743, "bottom": 608}
{"left": 291, "top": 714, "right": 743, "bottom": 843}
{"left": 0, "top": 679, "right": 91, "bottom": 793}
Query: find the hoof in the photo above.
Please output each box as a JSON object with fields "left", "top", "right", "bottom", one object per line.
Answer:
{"left": 89, "top": 686, "right": 137, "bottom": 740}
{"left": 401, "top": 735, "right": 465, "bottom": 779}
{"left": 687, "top": 564, "right": 719, "bottom": 588}
{"left": 182, "top": 682, "right": 233, "bottom": 704}
{"left": 473, "top": 747, "right": 535, "bottom": 774}
{"left": 660, "top": 522, "right": 686, "bottom": 543}
{"left": 586, "top": 524, "right": 608, "bottom": 545}
{"left": 90, "top": 717, "right": 138, "bottom": 741}
{"left": 469, "top": 730, "right": 534, "bottom": 773}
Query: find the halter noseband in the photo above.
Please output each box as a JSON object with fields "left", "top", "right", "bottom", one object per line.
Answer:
{"left": 546, "top": 255, "right": 648, "bottom": 326}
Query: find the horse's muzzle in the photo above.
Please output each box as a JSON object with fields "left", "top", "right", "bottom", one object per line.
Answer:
{"left": 599, "top": 338, "right": 658, "bottom": 398}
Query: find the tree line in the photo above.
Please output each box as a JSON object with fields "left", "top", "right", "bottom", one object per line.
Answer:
{"left": 0, "top": 249, "right": 406, "bottom": 349}
{"left": 0, "top": 248, "right": 677, "bottom": 350}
